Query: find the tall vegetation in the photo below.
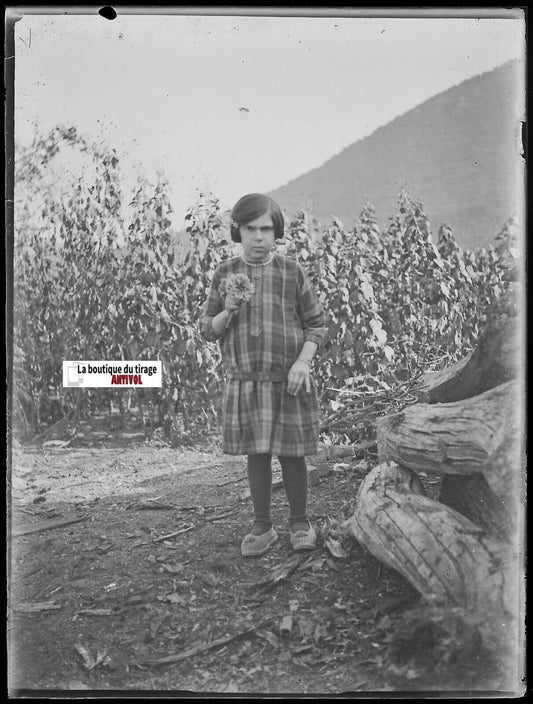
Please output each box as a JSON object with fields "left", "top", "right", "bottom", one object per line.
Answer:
{"left": 12, "top": 127, "right": 517, "bottom": 442}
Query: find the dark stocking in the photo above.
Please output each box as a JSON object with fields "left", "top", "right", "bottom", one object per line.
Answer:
{"left": 246, "top": 453, "right": 273, "bottom": 534}
{"left": 278, "top": 455, "right": 309, "bottom": 530}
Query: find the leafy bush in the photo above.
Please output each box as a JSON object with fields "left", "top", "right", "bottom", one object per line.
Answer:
{"left": 12, "top": 127, "right": 514, "bottom": 442}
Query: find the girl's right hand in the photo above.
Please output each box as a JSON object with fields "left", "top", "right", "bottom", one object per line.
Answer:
{"left": 224, "top": 294, "right": 241, "bottom": 313}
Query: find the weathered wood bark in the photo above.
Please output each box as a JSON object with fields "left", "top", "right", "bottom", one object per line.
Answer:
{"left": 376, "top": 379, "right": 520, "bottom": 499}
{"left": 416, "top": 292, "right": 520, "bottom": 404}
{"left": 342, "top": 462, "right": 517, "bottom": 616}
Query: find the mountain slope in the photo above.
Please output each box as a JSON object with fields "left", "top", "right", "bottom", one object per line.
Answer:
{"left": 269, "top": 61, "right": 523, "bottom": 248}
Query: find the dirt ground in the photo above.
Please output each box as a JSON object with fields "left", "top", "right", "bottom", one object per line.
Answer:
{"left": 8, "top": 416, "right": 512, "bottom": 696}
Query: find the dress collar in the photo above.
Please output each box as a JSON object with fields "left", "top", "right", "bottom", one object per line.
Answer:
{"left": 240, "top": 252, "right": 274, "bottom": 267}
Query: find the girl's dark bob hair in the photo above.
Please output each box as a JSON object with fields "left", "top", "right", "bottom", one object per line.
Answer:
{"left": 230, "top": 193, "right": 284, "bottom": 243}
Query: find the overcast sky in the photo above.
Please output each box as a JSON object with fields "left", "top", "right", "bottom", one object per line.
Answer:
{"left": 12, "top": 8, "right": 525, "bottom": 226}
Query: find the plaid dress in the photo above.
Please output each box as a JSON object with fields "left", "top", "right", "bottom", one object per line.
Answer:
{"left": 200, "top": 253, "right": 326, "bottom": 456}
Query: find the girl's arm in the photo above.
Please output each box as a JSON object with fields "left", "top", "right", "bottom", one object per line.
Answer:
{"left": 209, "top": 294, "right": 240, "bottom": 337}
{"left": 297, "top": 340, "right": 318, "bottom": 366}
{"left": 287, "top": 341, "right": 318, "bottom": 395}
{"left": 295, "top": 265, "right": 326, "bottom": 348}
{"left": 199, "top": 268, "right": 242, "bottom": 341}
{"left": 287, "top": 265, "right": 326, "bottom": 395}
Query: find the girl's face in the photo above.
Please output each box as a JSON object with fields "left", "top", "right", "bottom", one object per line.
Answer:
{"left": 239, "top": 212, "right": 276, "bottom": 263}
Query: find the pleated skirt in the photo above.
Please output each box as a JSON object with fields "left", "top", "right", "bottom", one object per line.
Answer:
{"left": 222, "top": 378, "right": 320, "bottom": 456}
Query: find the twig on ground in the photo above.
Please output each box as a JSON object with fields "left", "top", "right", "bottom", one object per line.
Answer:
{"left": 12, "top": 515, "right": 85, "bottom": 537}
{"left": 374, "top": 562, "right": 383, "bottom": 583}
{"left": 135, "top": 501, "right": 180, "bottom": 510}
{"left": 216, "top": 476, "right": 246, "bottom": 487}
{"left": 204, "top": 510, "right": 235, "bottom": 522}
{"left": 13, "top": 601, "right": 61, "bottom": 613}
{"left": 75, "top": 608, "right": 113, "bottom": 617}
{"left": 152, "top": 526, "right": 195, "bottom": 543}
{"left": 12, "top": 506, "right": 35, "bottom": 515}
{"left": 63, "top": 479, "right": 96, "bottom": 490}
{"left": 175, "top": 459, "right": 246, "bottom": 476}
{"left": 175, "top": 504, "right": 224, "bottom": 512}
{"left": 144, "top": 617, "right": 274, "bottom": 666}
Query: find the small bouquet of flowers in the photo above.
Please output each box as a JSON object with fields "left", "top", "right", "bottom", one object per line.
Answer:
{"left": 218, "top": 273, "right": 255, "bottom": 328}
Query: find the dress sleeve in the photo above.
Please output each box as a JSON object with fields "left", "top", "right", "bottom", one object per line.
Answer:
{"left": 296, "top": 263, "right": 327, "bottom": 347}
{"left": 199, "top": 267, "right": 224, "bottom": 342}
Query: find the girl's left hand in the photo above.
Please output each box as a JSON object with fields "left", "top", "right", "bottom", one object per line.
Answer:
{"left": 287, "top": 360, "right": 311, "bottom": 396}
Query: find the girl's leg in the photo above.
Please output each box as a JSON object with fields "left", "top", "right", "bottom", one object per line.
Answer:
{"left": 278, "top": 456, "right": 309, "bottom": 532}
{"left": 247, "top": 453, "right": 273, "bottom": 535}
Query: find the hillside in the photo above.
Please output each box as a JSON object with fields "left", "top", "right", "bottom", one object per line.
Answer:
{"left": 268, "top": 61, "right": 523, "bottom": 249}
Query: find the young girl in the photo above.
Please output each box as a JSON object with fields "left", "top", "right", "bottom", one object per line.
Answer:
{"left": 200, "top": 193, "right": 326, "bottom": 556}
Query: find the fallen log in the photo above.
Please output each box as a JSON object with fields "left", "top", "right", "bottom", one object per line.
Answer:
{"left": 376, "top": 379, "right": 520, "bottom": 499}
{"left": 342, "top": 462, "right": 517, "bottom": 616}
